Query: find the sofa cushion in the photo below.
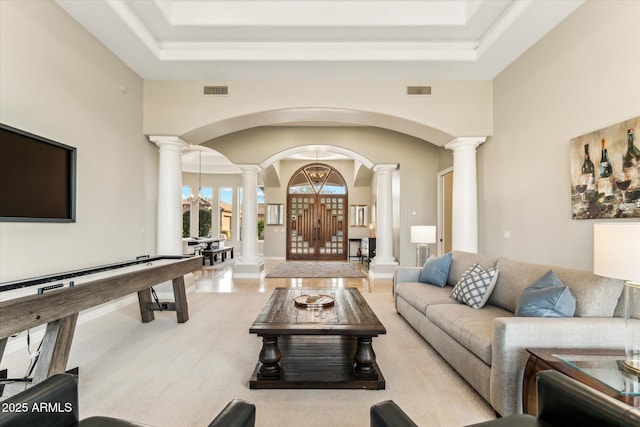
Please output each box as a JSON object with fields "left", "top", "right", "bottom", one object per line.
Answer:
{"left": 447, "top": 251, "right": 500, "bottom": 287}
{"left": 426, "top": 304, "right": 513, "bottom": 365}
{"left": 515, "top": 270, "right": 576, "bottom": 317}
{"left": 419, "top": 252, "right": 453, "bottom": 287}
{"left": 450, "top": 263, "right": 499, "bottom": 309}
{"left": 491, "top": 258, "right": 624, "bottom": 317}
{"left": 395, "top": 281, "right": 458, "bottom": 314}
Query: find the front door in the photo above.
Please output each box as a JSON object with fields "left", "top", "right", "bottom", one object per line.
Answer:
{"left": 287, "top": 164, "right": 347, "bottom": 260}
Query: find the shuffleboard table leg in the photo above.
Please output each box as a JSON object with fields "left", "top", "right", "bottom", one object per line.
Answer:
{"left": 172, "top": 276, "right": 189, "bottom": 323}
{"left": 32, "top": 313, "right": 78, "bottom": 384}
{"left": 137, "top": 288, "right": 155, "bottom": 322}
{"left": 0, "top": 338, "right": 6, "bottom": 365}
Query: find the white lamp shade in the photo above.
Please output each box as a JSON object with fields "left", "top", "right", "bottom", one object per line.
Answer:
{"left": 411, "top": 225, "right": 436, "bottom": 244}
{"left": 593, "top": 223, "right": 640, "bottom": 282}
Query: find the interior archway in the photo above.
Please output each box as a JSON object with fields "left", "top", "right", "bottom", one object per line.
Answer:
{"left": 181, "top": 107, "right": 454, "bottom": 147}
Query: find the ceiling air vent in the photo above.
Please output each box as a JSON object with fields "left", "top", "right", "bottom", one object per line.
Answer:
{"left": 204, "top": 86, "right": 228, "bottom": 96}
{"left": 407, "top": 86, "right": 431, "bottom": 95}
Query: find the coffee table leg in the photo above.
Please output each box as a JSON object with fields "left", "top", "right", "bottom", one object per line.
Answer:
{"left": 353, "top": 336, "right": 378, "bottom": 379}
{"left": 258, "top": 335, "right": 282, "bottom": 379}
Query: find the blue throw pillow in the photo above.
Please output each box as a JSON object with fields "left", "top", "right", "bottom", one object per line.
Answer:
{"left": 418, "top": 252, "right": 453, "bottom": 287}
{"left": 516, "top": 270, "right": 576, "bottom": 317}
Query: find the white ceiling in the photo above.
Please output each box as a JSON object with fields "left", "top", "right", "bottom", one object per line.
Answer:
{"left": 55, "top": 0, "right": 584, "bottom": 81}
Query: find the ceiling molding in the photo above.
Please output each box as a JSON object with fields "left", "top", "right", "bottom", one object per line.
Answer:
{"left": 55, "top": 0, "right": 585, "bottom": 80}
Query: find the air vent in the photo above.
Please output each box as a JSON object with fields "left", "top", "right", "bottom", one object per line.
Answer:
{"left": 407, "top": 86, "right": 431, "bottom": 95}
{"left": 204, "top": 86, "right": 228, "bottom": 96}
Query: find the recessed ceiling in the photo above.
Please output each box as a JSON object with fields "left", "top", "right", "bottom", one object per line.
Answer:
{"left": 55, "top": 0, "right": 584, "bottom": 81}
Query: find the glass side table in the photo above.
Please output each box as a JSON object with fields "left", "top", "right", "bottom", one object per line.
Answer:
{"left": 552, "top": 353, "right": 640, "bottom": 395}
{"left": 524, "top": 348, "right": 640, "bottom": 415}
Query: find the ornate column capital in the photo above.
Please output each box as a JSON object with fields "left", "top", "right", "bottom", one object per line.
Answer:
{"left": 373, "top": 164, "right": 398, "bottom": 174}
{"left": 237, "top": 164, "right": 262, "bottom": 174}
{"left": 445, "top": 136, "right": 487, "bottom": 151}
{"left": 148, "top": 135, "right": 188, "bottom": 150}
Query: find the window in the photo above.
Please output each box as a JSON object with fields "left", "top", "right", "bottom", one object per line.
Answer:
{"left": 220, "top": 187, "right": 232, "bottom": 239}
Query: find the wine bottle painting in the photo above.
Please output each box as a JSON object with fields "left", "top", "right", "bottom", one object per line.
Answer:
{"left": 570, "top": 116, "right": 640, "bottom": 219}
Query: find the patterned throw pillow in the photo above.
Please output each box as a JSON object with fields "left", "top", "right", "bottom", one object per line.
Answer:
{"left": 450, "top": 262, "right": 499, "bottom": 309}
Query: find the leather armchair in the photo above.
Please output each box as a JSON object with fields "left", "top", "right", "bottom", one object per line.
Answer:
{"left": 370, "top": 400, "right": 418, "bottom": 427}
{"left": 371, "top": 370, "right": 640, "bottom": 427}
{"left": 0, "top": 374, "right": 255, "bottom": 427}
{"left": 208, "top": 399, "right": 255, "bottom": 427}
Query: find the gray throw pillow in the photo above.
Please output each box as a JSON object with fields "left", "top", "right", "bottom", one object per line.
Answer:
{"left": 516, "top": 270, "right": 576, "bottom": 317}
{"left": 419, "top": 252, "right": 453, "bottom": 287}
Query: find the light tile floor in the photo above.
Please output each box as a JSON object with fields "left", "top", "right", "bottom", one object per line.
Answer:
{"left": 189, "top": 259, "right": 393, "bottom": 295}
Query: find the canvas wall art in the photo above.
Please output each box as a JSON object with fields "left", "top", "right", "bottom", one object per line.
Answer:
{"left": 570, "top": 116, "right": 640, "bottom": 219}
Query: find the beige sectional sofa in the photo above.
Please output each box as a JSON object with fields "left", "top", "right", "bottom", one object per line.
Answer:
{"left": 393, "top": 251, "right": 631, "bottom": 416}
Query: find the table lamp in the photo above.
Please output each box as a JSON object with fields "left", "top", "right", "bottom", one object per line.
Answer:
{"left": 411, "top": 225, "right": 436, "bottom": 267}
{"left": 594, "top": 222, "right": 640, "bottom": 375}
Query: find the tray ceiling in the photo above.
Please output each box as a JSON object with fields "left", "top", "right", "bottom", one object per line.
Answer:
{"left": 55, "top": 0, "right": 584, "bottom": 80}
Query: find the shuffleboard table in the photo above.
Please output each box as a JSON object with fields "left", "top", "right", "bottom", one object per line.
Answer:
{"left": 0, "top": 255, "right": 202, "bottom": 384}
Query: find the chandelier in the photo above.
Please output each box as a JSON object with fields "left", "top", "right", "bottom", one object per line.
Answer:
{"left": 306, "top": 151, "right": 328, "bottom": 185}
{"left": 307, "top": 166, "right": 327, "bottom": 185}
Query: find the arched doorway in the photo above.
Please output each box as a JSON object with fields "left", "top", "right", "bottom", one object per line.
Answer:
{"left": 287, "top": 163, "right": 348, "bottom": 260}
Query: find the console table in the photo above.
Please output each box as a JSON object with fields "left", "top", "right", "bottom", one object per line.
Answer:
{"left": 524, "top": 348, "right": 640, "bottom": 415}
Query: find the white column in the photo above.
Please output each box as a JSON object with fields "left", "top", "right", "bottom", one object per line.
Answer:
{"left": 233, "top": 165, "right": 264, "bottom": 278}
{"left": 150, "top": 136, "right": 186, "bottom": 256}
{"left": 371, "top": 164, "right": 398, "bottom": 278}
{"left": 444, "top": 137, "right": 486, "bottom": 253}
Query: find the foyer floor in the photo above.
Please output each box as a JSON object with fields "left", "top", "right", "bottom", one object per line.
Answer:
{"left": 189, "top": 259, "right": 393, "bottom": 295}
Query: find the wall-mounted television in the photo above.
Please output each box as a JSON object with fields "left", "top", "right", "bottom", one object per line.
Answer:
{"left": 0, "top": 123, "right": 77, "bottom": 222}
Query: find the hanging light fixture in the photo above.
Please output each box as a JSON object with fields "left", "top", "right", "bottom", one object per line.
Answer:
{"left": 197, "top": 150, "right": 203, "bottom": 202}
{"left": 307, "top": 151, "right": 328, "bottom": 185}
{"left": 189, "top": 150, "right": 205, "bottom": 204}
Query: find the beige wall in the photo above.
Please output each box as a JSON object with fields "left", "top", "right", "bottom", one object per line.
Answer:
{"left": 0, "top": 1, "right": 157, "bottom": 282}
{"left": 479, "top": 0, "right": 640, "bottom": 270}
{"left": 143, "top": 80, "right": 493, "bottom": 145}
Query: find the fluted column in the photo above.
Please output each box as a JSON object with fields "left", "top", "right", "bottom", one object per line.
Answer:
{"left": 370, "top": 164, "right": 398, "bottom": 278}
{"left": 150, "top": 136, "right": 187, "bottom": 256}
{"left": 233, "top": 165, "right": 264, "bottom": 278}
{"left": 444, "top": 137, "right": 486, "bottom": 253}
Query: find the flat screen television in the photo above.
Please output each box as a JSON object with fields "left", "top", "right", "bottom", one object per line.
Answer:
{"left": 0, "top": 123, "right": 77, "bottom": 222}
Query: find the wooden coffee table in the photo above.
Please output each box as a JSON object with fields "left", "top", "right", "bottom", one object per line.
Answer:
{"left": 249, "top": 287, "right": 386, "bottom": 389}
{"left": 524, "top": 348, "right": 640, "bottom": 415}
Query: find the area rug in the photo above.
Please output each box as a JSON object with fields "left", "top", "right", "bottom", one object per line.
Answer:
{"left": 266, "top": 261, "right": 366, "bottom": 278}
{"left": 0, "top": 290, "right": 494, "bottom": 426}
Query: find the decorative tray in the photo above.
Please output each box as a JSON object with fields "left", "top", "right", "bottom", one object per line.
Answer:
{"left": 293, "top": 294, "right": 335, "bottom": 309}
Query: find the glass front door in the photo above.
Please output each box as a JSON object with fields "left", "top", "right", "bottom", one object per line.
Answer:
{"left": 287, "top": 164, "right": 347, "bottom": 260}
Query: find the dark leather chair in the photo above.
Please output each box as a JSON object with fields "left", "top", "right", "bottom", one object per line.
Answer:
{"left": 370, "top": 400, "right": 418, "bottom": 427}
{"left": 371, "top": 370, "right": 640, "bottom": 427}
{"left": 0, "top": 374, "right": 255, "bottom": 427}
{"left": 208, "top": 399, "right": 256, "bottom": 427}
